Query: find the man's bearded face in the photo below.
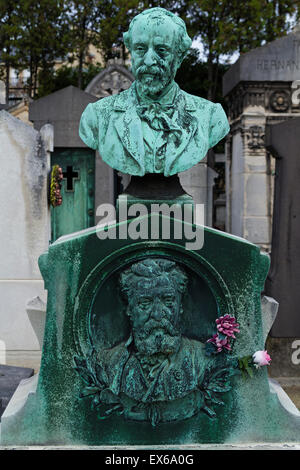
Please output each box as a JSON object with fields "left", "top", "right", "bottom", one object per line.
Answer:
{"left": 130, "top": 16, "right": 180, "bottom": 98}
{"left": 129, "top": 279, "right": 182, "bottom": 356}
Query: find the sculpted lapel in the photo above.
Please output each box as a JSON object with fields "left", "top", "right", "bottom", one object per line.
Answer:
{"left": 164, "top": 91, "right": 198, "bottom": 175}
{"left": 112, "top": 87, "right": 146, "bottom": 175}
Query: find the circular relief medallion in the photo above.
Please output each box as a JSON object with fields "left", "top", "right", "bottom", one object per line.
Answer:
{"left": 270, "top": 90, "right": 290, "bottom": 112}
{"left": 72, "top": 243, "right": 236, "bottom": 426}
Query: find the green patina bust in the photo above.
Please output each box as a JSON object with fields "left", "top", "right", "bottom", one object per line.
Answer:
{"left": 79, "top": 8, "right": 230, "bottom": 176}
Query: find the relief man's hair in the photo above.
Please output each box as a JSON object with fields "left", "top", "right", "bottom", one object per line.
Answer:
{"left": 119, "top": 258, "right": 188, "bottom": 303}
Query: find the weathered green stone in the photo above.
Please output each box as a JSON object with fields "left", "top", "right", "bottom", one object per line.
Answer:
{"left": 1, "top": 215, "right": 300, "bottom": 445}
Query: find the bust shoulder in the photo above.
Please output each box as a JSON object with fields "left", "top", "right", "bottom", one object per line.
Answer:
{"left": 97, "top": 340, "right": 128, "bottom": 372}
{"left": 181, "top": 336, "right": 205, "bottom": 351}
{"left": 91, "top": 93, "right": 118, "bottom": 112}
{"left": 179, "top": 89, "right": 218, "bottom": 112}
{"left": 91, "top": 86, "right": 135, "bottom": 113}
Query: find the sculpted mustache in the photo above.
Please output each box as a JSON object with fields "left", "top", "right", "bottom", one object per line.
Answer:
{"left": 138, "top": 318, "right": 179, "bottom": 337}
{"left": 136, "top": 65, "right": 165, "bottom": 77}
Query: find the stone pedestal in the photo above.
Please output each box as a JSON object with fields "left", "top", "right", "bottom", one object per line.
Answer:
{"left": 1, "top": 212, "right": 300, "bottom": 445}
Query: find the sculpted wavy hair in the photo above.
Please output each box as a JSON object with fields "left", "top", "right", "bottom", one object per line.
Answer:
{"left": 119, "top": 258, "right": 188, "bottom": 304}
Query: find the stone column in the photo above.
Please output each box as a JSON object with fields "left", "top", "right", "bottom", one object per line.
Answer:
{"left": 226, "top": 113, "right": 272, "bottom": 251}
{"left": 179, "top": 159, "right": 212, "bottom": 226}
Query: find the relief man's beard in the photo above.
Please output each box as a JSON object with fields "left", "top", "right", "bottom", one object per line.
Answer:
{"left": 133, "top": 318, "right": 181, "bottom": 355}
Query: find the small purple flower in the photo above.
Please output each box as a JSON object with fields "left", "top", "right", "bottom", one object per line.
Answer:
{"left": 205, "top": 314, "right": 240, "bottom": 355}
{"left": 207, "top": 334, "right": 232, "bottom": 353}
{"left": 216, "top": 314, "right": 240, "bottom": 339}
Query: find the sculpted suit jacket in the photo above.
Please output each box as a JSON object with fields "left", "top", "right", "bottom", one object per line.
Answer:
{"left": 79, "top": 82, "right": 230, "bottom": 176}
{"left": 95, "top": 336, "right": 210, "bottom": 423}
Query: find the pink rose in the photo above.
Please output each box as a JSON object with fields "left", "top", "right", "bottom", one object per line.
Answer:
{"left": 252, "top": 350, "right": 271, "bottom": 367}
{"left": 216, "top": 314, "right": 240, "bottom": 338}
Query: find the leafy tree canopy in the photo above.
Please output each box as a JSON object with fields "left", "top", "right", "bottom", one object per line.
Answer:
{"left": 1, "top": 0, "right": 300, "bottom": 102}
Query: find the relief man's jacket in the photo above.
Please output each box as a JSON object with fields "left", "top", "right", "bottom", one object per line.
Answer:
{"left": 97, "top": 336, "right": 207, "bottom": 403}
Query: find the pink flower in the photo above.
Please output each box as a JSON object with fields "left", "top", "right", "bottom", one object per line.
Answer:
{"left": 216, "top": 314, "right": 240, "bottom": 338}
{"left": 252, "top": 350, "right": 271, "bottom": 367}
{"left": 207, "top": 334, "right": 232, "bottom": 353}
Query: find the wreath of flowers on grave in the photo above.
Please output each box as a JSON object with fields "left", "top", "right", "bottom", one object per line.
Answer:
{"left": 50, "top": 164, "right": 63, "bottom": 207}
{"left": 205, "top": 314, "right": 272, "bottom": 378}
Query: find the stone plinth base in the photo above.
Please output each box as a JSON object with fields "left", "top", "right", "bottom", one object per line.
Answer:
{"left": 0, "top": 444, "right": 300, "bottom": 450}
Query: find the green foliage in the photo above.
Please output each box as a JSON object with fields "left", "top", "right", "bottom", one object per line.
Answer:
{"left": 0, "top": 1, "right": 23, "bottom": 102}
{"left": 36, "top": 63, "right": 103, "bottom": 98}
{"left": 176, "top": 0, "right": 300, "bottom": 100}
{"left": 175, "top": 48, "right": 229, "bottom": 104}
{"left": 13, "top": 0, "right": 70, "bottom": 98}
{"left": 238, "top": 355, "right": 255, "bottom": 379}
{"left": 93, "top": 0, "right": 142, "bottom": 62}
{"left": 64, "top": 0, "right": 102, "bottom": 89}
{"left": 63, "top": 1, "right": 140, "bottom": 87}
{"left": 0, "top": 1, "right": 20, "bottom": 63}
{"left": 2, "top": 0, "right": 300, "bottom": 102}
{"left": 181, "top": 0, "right": 299, "bottom": 57}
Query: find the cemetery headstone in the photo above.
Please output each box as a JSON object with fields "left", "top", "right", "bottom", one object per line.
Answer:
{"left": 0, "top": 111, "right": 52, "bottom": 370}
{"left": 0, "top": 365, "right": 34, "bottom": 417}
{"left": 1, "top": 7, "right": 299, "bottom": 447}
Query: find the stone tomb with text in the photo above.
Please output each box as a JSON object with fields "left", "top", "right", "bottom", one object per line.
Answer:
{"left": 223, "top": 28, "right": 300, "bottom": 252}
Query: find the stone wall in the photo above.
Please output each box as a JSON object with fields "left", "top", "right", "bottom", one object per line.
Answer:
{"left": 0, "top": 111, "right": 52, "bottom": 370}
{"left": 226, "top": 116, "right": 272, "bottom": 250}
